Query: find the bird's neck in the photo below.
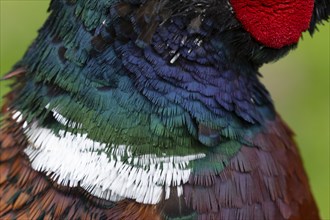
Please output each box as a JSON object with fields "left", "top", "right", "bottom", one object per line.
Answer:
{"left": 11, "top": 0, "right": 275, "bottom": 146}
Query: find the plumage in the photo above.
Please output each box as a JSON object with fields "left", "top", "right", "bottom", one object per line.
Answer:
{"left": 1, "top": 0, "right": 329, "bottom": 219}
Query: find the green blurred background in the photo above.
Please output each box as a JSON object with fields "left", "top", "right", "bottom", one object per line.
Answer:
{"left": 0, "top": 1, "right": 329, "bottom": 219}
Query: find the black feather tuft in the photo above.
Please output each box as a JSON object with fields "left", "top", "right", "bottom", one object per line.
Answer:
{"left": 309, "top": 0, "right": 330, "bottom": 34}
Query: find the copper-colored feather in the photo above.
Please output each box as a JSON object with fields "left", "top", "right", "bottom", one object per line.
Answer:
{"left": 181, "top": 116, "right": 319, "bottom": 220}
{"left": 1, "top": 68, "right": 26, "bottom": 80}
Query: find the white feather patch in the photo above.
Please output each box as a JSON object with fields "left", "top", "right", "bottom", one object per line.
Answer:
{"left": 45, "top": 104, "right": 83, "bottom": 129}
{"left": 23, "top": 122, "right": 205, "bottom": 204}
{"left": 11, "top": 110, "right": 28, "bottom": 129}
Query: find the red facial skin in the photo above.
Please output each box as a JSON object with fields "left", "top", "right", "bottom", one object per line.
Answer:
{"left": 230, "top": 0, "right": 314, "bottom": 48}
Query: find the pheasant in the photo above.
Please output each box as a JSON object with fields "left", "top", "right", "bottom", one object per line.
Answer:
{"left": 1, "top": 0, "right": 329, "bottom": 219}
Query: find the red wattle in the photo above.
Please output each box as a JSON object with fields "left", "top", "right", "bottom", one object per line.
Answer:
{"left": 230, "top": 0, "right": 314, "bottom": 49}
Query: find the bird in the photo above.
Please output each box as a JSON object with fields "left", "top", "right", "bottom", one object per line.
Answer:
{"left": 0, "top": 0, "right": 329, "bottom": 219}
